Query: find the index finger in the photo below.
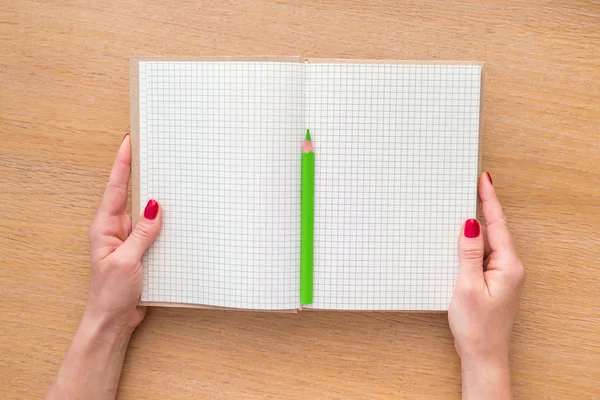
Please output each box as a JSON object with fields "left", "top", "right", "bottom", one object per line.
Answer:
{"left": 98, "top": 134, "right": 131, "bottom": 216}
{"left": 478, "top": 173, "right": 517, "bottom": 260}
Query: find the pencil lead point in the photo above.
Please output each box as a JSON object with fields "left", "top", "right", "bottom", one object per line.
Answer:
{"left": 306, "top": 129, "right": 311, "bottom": 141}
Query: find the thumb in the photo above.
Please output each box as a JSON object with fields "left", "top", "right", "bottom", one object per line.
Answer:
{"left": 457, "top": 218, "right": 485, "bottom": 283}
{"left": 117, "top": 199, "right": 162, "bottom": 263}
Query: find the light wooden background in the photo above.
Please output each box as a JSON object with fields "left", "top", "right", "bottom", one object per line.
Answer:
{"left": 1, "top": 1, "right": 599, "bottom": 399}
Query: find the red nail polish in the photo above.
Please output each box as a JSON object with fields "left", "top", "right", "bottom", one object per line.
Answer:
{"left": 144, "top": 199, "right": 159, "bottom": 220}
{"left": 122, "top": 133, "right": 129, "bottom": 142}
{"left": 486, "top": 172, "right": 493, "bottom": 185}
{"left": 464, "top": 219, "right": 480, "bottom": 238}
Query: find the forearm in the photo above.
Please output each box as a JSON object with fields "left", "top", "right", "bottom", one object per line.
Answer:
{"left": 46, "top": 314, "right": 132, "bottom": 400}
{"left": 461, "top": 355, "right": 512, "bottom": 400}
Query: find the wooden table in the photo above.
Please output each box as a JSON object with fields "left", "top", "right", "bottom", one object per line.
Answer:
{"left": 1, "top": 1, "right": 599, "bottom": 398}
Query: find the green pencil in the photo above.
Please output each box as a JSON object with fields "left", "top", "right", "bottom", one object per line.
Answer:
{"left": 301, "top": 129, "right": 314, "bottom": 304}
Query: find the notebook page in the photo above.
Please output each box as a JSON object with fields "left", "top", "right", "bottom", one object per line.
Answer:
{"left": 306, "top": 63, "right": 481, "bottom": 311}
{"left": 138, "top": 61, "right": 303, "bottom": 310}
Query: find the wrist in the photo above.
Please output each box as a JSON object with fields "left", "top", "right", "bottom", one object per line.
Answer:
{"left": 48, "top": 312, "right": 132, "bottom": 399}
{"left": 78, "top": 311, "right": 133, "bottom": 350}
{"left": 461, "top": 352, "right": 510, "bottom": 375}
{"left": 460, "top": 353, "right": 512, "bottom": 400}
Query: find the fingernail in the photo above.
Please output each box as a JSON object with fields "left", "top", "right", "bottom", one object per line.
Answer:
{"left": 486, "top": 172, "right": 493, "bottom": 185}
{"left": 122, "top": 133, "right": 129, "bottom": 142}
{"left": 144, "top": 199, "right": 159, "bottom": 220}
{"left": 464, "top": 219, "right": 480, "bottom": 238}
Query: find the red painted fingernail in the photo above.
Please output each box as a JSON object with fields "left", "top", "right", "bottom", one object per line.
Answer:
{"left": 486, "top": 172, "right": 493, "bottom": 185}
{"left": 122, "top": 133, "right": 129, "bottom": 142}
{"left": 144, "top": 199, "right": 159, "bottom": 220}
{"left": 464, "top": 219, "right": 480, "bottom": 238}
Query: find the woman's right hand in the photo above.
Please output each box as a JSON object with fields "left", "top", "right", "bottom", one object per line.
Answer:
{"left": 448, "top": 172, "right": 526, "bottom": 400}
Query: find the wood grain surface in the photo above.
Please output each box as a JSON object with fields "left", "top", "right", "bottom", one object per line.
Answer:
{"left": 1, "top": 1, "right": 599, "bottom": 399}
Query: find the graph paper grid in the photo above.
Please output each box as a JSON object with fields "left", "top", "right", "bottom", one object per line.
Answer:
{"left": 139, "top": 61, "right": 303, "bottom": 310}
{"left": 306, "top": 63, "right": 481, "bottom": 311}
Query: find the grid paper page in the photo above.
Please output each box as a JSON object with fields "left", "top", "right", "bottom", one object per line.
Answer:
{"left": 307, "top": 63, "right": 481, "bottom": 311}
{"left": 139, "top": 61, "right": 303, "bottom": 310}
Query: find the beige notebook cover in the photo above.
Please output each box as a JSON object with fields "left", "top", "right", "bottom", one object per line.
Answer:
{"left": 130, "top": 56, "right": 483, "bottom": 312}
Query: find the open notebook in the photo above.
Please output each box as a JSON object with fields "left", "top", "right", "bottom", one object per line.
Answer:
{"left": 130, "top": 57, "right": 482, "bottom": 311}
